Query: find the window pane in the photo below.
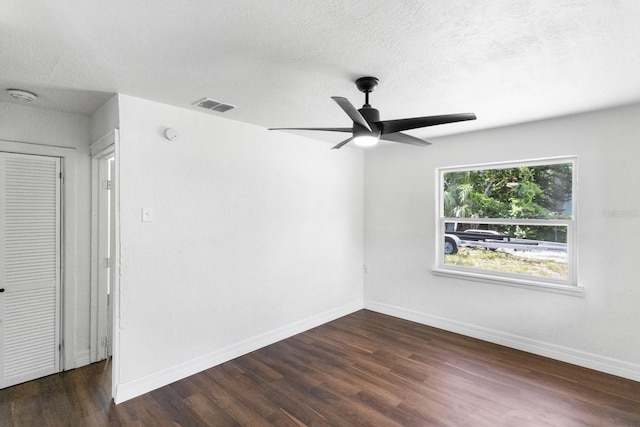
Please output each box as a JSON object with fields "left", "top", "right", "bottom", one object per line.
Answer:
{"left": 443, "top": 163, "right": 572, "bottom": 220}
{"left": 444, "top": 222, "right": 568, "bottom": 281}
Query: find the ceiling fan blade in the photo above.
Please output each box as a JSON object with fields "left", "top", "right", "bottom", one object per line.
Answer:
{"left": 376, "top": 113, "right": 476, "bottom": 135}
{"left": 331, "top": 136, "right": 354, "bottom": 150}
{"left": 331, "top": 97, "right": 372, "bottom": 131}
{"left": 380, "top": 132, "right": 431, "bottom": 147}
{"left": 269, "top": 127, "right": 352, "bottom": 132}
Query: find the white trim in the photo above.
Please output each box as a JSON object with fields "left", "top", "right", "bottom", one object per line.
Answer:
{"left": 0, "top": 140, "right": 78, "bottom": 372}
{"left": 89, "top": 158, "right": 99, "bottom": 364}
{"left": 437, "top": 155, "right": 578, "bottom": 174}
{"left": 0, "top": 140, "right": 75, "bottom": 156}
{"left": 89, "top": 131, "right": 116, "bottom": 157}
{"left": 364, "top": 300, "right": 640, "bottom": 383}
{"left": 0, "top": 138, "right": 76, "bottom": 151}
{"left": 431, "top": 267, "right": 584, "bottom": 296}
{"left": 89, "top": 133, "right": 115, "bottom": 364}
{"left": 111, "top": 130, "right": 121, "bottom": 401}
{"left": 441, "top": 217, "right": 572, "bottom": 227}
{"left": 113, "top": 300, "right": 363, "bottom": 404}
{"left": 0, "top": 153, "right": 62, "bottom": 387}
{"left": 436, "top": 156, "right": 577, "bottom": 289}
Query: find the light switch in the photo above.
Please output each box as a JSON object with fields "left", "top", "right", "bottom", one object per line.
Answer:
{"left": 142, "top": 208, "right": 153, "bottom": 222}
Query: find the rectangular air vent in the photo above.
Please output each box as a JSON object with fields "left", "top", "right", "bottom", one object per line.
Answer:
{"left": 192, "top": 97, "right": 236, "bottom": 113}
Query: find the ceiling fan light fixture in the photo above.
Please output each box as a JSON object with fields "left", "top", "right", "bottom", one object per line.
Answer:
{"left": 353, "top": 134, "right": 379, "bottom": 147}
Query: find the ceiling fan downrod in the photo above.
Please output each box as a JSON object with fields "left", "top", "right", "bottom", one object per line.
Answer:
{"left": 355, "top": 76, "right": 378, "bottom": 107}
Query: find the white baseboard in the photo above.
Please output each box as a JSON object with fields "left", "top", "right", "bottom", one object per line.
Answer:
{"left": 114, "top": 300, "right": 363, "bottom": 404}
{"left": 364, "top": 300, "right": 640, "bottom": 383}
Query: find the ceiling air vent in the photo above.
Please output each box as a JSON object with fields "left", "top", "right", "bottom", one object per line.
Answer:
{"left": 192, "top": 97, "right": 236, "bottom": 113}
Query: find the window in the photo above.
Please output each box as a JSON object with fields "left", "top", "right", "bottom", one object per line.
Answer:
{"left": 434, "top": 157, "right": 577, "bottom": 292}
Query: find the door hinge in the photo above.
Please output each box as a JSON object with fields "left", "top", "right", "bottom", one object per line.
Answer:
{"left": 59, "top": 340, "right": 64, "bottom": 351}
{"left": 104, "top": 180, "right": 113, "bottom": 190}
{"left": 104, "top": 258, "right": 111, "bottom": 268}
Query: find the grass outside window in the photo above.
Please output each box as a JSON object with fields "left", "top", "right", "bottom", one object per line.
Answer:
{"left": 436, "top": 157, "right": 577, "bottom": 288}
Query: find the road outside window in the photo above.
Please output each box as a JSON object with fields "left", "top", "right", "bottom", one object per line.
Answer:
{"left": 435, "top": 157, "right": 576, "bottom": 289}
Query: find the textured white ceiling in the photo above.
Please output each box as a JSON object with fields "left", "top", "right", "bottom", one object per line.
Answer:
{"left": 2, "top": 0, "right": 640, "bottom": 141}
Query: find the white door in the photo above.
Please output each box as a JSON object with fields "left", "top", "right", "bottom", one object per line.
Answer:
{"left": 0, "top": 152, "right": 61, "bottom": 389}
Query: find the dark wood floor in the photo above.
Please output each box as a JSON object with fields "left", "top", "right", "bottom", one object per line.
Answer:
{"left": 2, "top": 310, "right": 639, "bottom": 426}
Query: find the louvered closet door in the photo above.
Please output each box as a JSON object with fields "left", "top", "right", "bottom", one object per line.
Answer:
{"left": 0, "top": 152, "right": 61, "bottom": 389}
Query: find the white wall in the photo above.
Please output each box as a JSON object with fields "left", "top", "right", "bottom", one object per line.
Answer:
{"left": 0, "top": 101, "right": 93, "bottom": 369}
{"left": 364, "top": 102, "right": 640, "bottom": 380}
{"left": 114, "top": 94, "right": 364, "bottom": 402}
{"left": 90, "top": 95, "right": 119, "bottom": 143}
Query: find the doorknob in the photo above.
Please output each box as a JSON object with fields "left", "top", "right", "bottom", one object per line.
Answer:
{"left": 0, "top": 289, "right": 4, "bottom": 293}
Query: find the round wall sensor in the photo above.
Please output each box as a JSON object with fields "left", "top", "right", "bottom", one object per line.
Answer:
{"left": 164, "top": 128, "right": 179, "bottom": 141}
{"left": 7, "top": 89, "right": 38, "bottom": 102}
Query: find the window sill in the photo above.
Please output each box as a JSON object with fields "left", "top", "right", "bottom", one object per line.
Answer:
{"left": 431, "top": 268, "right": 585, "bottom": 297}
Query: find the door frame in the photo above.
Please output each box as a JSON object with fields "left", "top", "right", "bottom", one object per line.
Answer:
{"left": 89, "top": 129, "right": 120, "bottom": 398}
{"left": 0, "top": 152, "right": 63, "bottom": 388}
{"left": 90, "top": 140, "right": 113, "bottom": 363}
{"left": 0, "top": 139, "right": 78, "bottom": 373}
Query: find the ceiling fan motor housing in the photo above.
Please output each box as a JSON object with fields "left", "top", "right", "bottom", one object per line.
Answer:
{"left": 354, "top": 107, "right": 381, "bottom": 141}
{"left": 357, "top": 106, "right": 381, "bottom": 135}
{"left": 358, "top": 106, "right": 380, "bottom": 123}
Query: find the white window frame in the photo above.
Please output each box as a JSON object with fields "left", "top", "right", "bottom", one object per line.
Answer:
{"left": 433, "top": 156, "right": 581, "bottom": 295}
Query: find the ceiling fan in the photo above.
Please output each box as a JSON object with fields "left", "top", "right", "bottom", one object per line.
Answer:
{"left": 270, "top": 76, "right": 477, "bottom": 149}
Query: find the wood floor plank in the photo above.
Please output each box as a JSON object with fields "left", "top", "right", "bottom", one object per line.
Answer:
{"left": 1, "top": 309, "right": 639, "bottom": 426}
